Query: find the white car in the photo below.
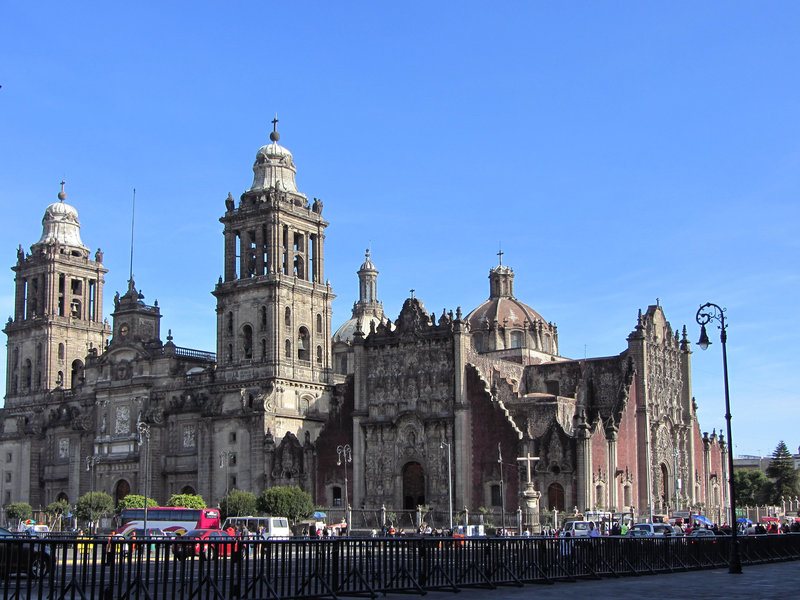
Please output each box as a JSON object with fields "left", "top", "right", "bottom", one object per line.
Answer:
{"left": 630, "top": 523, "right": 676, "bottom": 537}
{"left": 562, "top": 521, "right": 596, "bottom": 537}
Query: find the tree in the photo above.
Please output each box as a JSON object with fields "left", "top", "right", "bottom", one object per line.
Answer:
{"left": 167, "top": 494, "right": 206, "bottom": 509}
{"left": 44, "top": 500, "right": 72, "bottom": 529}
{"left": 765, "top": 441, "right": 800, "bottom": 504}
{"left": 116, "top": 494, "right": 158, "bottom": 512}
{"left": 75, "top": 492, "right": 114, "bottom": 524}
{"left": 256, "top": 486, "right": 314, "bottom": 523}
{"left": 6, "top": 502, "right": 33, "bottom": 524}
{"left": 220, "top": 490, "right": 256, "bottom": 520}
{"left": 733, "top": 469, "right": 770, "bottom": 506}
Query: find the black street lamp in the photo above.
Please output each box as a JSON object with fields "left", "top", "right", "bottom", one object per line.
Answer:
{"left": 336, "top": 444, "right": 352, "bottom": 521}
{"left": 137, "top": 419, "right": 151, "bottom": 534}
{"left": 696, "top": 302, "right": 742, "bottom": 574}
{"left": 219, "top": 450, "right": 235, "bottom": 508}
{"left": 85, "top": 455, "right": 101, "bottom": 534}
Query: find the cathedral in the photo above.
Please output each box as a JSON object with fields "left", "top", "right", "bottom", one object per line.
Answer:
{"left": 1, "top": 127, "right": 730, "bottom": 528}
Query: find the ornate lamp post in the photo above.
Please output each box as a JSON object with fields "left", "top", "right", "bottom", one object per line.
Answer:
{"left": 219, "top": 450, "right": 235, "bottom": 509}
{"left": 696, "top": 302, "right": 742, "bottom": 574}
{"left": 336, "top": 444, "right": 352, "bottom": 522}
{"left": 86, "top": 455, "right": 102, "bottom": 533}
{"left": 137, "top": 419, "right": 151, "bottom": 534}
{"left": 440, "top": 441, "right": 453, "bottom": 531}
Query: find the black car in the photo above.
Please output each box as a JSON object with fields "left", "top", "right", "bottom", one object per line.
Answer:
{"left": 0, "top": 527, "right": 51, "bottom": 578}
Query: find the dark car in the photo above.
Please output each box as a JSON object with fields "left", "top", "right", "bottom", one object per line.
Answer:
{"left": 0, "top": 527, "right": 51, "bottom": 578}
{"left": 172, "top": 529, "right": 238, "bottom": 560}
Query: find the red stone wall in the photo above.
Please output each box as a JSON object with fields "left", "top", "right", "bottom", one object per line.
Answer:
{"left": 314, "top": 381, "right": 354, "bottom": 506}
{"left": 615, "top": 374, "right": 640, "bottom": 506}
{"left": 466, "top": 366, "right": 521, "bottom": 510}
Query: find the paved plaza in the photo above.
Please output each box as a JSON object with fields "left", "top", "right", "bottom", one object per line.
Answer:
{"left": 391, "top": 560, "right": 800, "bottom": 600}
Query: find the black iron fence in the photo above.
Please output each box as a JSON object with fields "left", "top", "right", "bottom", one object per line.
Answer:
{"left": 1, "top": 533, "right": 799, "bottom": 599}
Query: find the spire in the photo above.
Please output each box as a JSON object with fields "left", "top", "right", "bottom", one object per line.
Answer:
{"left": 357, "top": 249, "right": 380, "bottom": 306}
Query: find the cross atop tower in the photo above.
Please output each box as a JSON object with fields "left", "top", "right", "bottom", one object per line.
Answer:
{"left": 497, "top": 248, "right": 504, "bottom": 266}
{"left": 270, "top": 115, "right": 280, "bottom": 142}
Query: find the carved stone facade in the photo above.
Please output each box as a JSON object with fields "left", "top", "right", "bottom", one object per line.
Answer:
{"left": 1, "top": 132, "right": 729, "bottom": 527}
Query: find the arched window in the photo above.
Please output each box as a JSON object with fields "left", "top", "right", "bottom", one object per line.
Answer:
{"left": 510, "top": 331, "right": 523, "bottom": 349}
{"left": 261, "top": 339, "right": 267, "bottom": 361}
{"left": 543, "top": 334, "right": 551, "bottom": 353}
{"left": 623, "top": 485, "right": 632, "bottom": 507}
{"left": 58, "top": 343, "right": 65, "bottom": 361}
{"left": 316, "top": 313, "right": 323, "bottom": 333}
{"left": 293, "top": 256, "right": 305, "bottom": 279}
{"left": 285, "top": 339, "right": 291, "bottom": 359}
{"left": 472, "top": 335, "right": 484, "bottom": 353}
{"left": 298, "top": 327, "right": 310, "bottom": 361}
{"left": 339, "top": 354, "right": 348, "bottom": 374}
{"left": 260, "top": 306, "right": 267, "bottom": 330}
{"left": 316, "top": 345, "right": 322, "bottom": 364}
{"left": 71, "top": 359, "right": 84, "bottom": 388}
{"left": 490, "top": 484, "right": 502, "bottom": 507}
{"left": 227, "top": 312, "right": 234, "bottom": 334}
{"left": 242, "top": 325, "right": 253, "bottom": 359}
{"left": 285, "top": 307, "right": 291, "bottom": 327}
{"left": 22, "top": 359, "right": 32, "bottom": 389}
{"left": 595, "top": 484, "right": 605, "bottom": 508}
{"left": 227, "top": 344, "right": 233, "bottom": 363}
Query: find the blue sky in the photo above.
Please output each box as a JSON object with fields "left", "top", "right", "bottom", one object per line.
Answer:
{"left": 1, "top": 2, "right": 798, "bottom": 458}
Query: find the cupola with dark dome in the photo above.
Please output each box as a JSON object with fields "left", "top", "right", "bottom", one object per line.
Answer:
{"left": 466, "top": 262, "right": 560, "bottom": 363}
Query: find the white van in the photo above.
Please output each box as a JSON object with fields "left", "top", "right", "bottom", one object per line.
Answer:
{"left": 223, "top": 516, "right": 292, "bottom": 539}
{"left": 562, "top": 520, "right": 595, "bottom": 537}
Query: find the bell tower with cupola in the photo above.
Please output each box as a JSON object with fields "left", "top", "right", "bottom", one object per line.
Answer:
{"left": 213, "top": 121, "right": 335, "bottom": 388}
{"left": 3, "top": 183, "right": 111, "bottom": 405}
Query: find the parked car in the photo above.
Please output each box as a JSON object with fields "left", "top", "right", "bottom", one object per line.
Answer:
{"left": 630, "top": 523, "right": 676, "bottom": 537}
{"left": 562, "top": 521, "right": 595, "bottom": 537}
{"left": 626, "top": 528, "right": 651, "bottom": 537}
{"left": 172, "top": 529, "right": 238, "bottom": 560}
{"left": 0, "top": 527, "right": 52, "bottom": 578}
{"left": 689, "top": 529, "right": 716, "bottom": 537}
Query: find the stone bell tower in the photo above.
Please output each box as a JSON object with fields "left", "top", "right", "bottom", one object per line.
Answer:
{"left": 213, "top": 121, "right": 336, "bottom": 387}
{"left": 4, "top": 183, "right": 110, "bottom": 405}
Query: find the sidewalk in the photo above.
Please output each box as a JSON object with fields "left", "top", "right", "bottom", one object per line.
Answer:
{"left": 390, "top": 560, "right": 800, "bottom": 600}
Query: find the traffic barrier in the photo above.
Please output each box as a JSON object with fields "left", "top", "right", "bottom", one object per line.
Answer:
{"left": 0, "top": 532, "right": 798, "bottom": 599}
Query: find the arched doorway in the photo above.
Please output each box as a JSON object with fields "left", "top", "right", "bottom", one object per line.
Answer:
{"left": 56, "top": 492, "right": 69, "bottom": 503}
{"left": 659, "top": 463, "right": 669, "bottom": 511}
{"left": 180, "top": 485, "right": 196, "bottom": 496}
{"left": 548, "top": 483, "right": 565, "bottom": 511}
{"left": 402, "top": 462, "right": 425, "bottom": 509}
{"left": 115, "top": 479, "right": 131, "bottom": 505}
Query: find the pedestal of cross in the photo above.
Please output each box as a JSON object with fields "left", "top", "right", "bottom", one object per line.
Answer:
{"left": 517, "top": 454, "right": 541, "bottom": 533}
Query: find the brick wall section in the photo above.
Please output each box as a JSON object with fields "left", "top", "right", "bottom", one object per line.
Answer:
{"left": 466, "top": 366, "right": 520, "bottom": 510}
{"left": 314, "top": 381, "right": 354, "bottom": 506}
{"left": 615, "top": 374, "right": 640, "bottom": 506}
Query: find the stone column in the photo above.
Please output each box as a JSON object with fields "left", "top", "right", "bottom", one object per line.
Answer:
{"left": 607, "top": 431, "right": 618, "bottom": 511}
{"left": 240, "top": 229, "right": 251, "bottom": 278}
{"left": 224, "top": 230, "right": 237, "bottom": 281}
{"left": 255, "top": 225, "right": 265, "bottom": 276}
{"left": 575, "top": 415, "right": 592, "bottom": 511}
{"left": 523, "top": 484, "right": 541, "bottom": 533}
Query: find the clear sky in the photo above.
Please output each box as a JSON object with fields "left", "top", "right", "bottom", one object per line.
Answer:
{"left": 1, "top": 2, "right": 798, "bottom": 458}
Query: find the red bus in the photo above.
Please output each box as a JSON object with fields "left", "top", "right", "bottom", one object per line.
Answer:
{"left": 119, "top": 507, "right": 220, "bottom": 536}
